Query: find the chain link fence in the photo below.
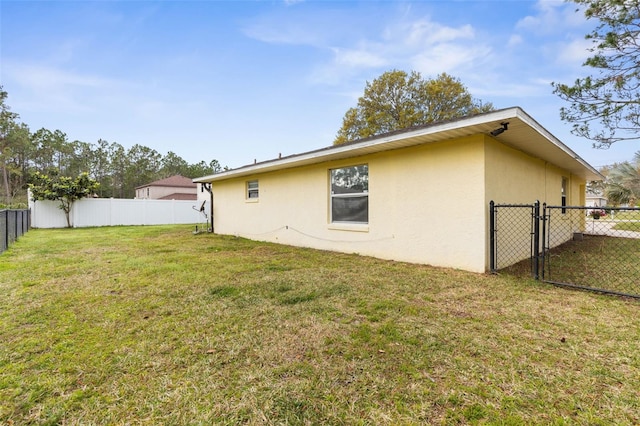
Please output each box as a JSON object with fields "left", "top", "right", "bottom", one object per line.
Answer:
{"left": 489, "top": 202, "right": 539, "bottom": 276}
{"left": 1, "top": 209, "right": 31, "bottom": 255}
{"left": 542, "top": 206, "right": 640, "bottom": 298}
{"left": 491, "top": 202, "right": 640, "bottom": 299}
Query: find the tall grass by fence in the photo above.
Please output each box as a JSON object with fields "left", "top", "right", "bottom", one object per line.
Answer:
{"left": 1, "top": 209, "right": 30, "bottom": 254}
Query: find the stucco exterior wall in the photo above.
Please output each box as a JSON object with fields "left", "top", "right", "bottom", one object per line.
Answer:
{"left": 212, "top": 136, "right": 488, "bottom": 272}
{"left": 484, "top": 139, "right": 585, "bottom": 205}
{"left": 210, "top": 135, "right": 587, "bottom": 273}
{"left": 483, "top": 138, "right": 587, "bottom": 267}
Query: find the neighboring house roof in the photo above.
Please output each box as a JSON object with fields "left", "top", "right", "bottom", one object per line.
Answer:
{"left": 136, "top": 175, "right": 196, "bottom": 190}
{"left": 194, "top": 107, "right": 603, "bottom": 184}
{"left": 158, "top": 193, "right": 197, "bottom": 200}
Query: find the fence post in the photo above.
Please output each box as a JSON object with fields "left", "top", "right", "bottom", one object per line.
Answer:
{"left": 13, "top": 210, "right": 18, "bottom": 241}
{"left": 532, "top": 200, "right": 540, "bottom": 280}
{"left": 489, "top": 200, "right": 496, "bottom": 273}
{"left": 540, "top": 203, "right": 547, "bottom": 281}
{"left": 2, "top": 210, "right": 7, "bottom": 252}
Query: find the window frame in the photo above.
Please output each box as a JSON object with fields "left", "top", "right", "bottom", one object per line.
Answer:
{"left": 329, "top": 164, "right": 369, "bottom": 224}
{"left": 561, "top": 177, "right": 568, "bottom": 214}
{"left": 246, "top": 179, "right": 259, "bottom": 200}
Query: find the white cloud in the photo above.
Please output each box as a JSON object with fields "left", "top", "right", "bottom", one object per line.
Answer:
{"left": 397, "top": 19, "right": 475, "bottom": 46}
{"left": 410, "top": 43, "right": 493, "bottom": 76}
{"left": 516, "top": 0, "right": 564, "bottom": 33}
{"left": 555, "top": 37, "right": 593, "bottom": 65}
{"left": 310, "top": 13, "right": 492, "bottom": 87}
{"left": 472, "top": 79, "right": 553, "bottom": 99}
{"left": 3, "top": 62, "right": 123, "bottom": 113}
{"left": 507, "top": 34, "right": 523, "bottom": 48}
{"left": 241, "top": 9, "right": 345, "bottom": 47}
{"left": 7, "top": 62, "right": 112, "bottom": 90}
{"left": 516, "top": 0, "right": 587, "bottom": 34}
{"left": 244, "top": 5, "right": 491, "bottom": 88}
{"left": 331, "top": 47, "right": 388, "bottom": 69}
{"left": 243, "top": 22, "right": 320, "bottom": 46}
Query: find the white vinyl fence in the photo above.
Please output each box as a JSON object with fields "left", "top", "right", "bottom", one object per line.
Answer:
{"left": 29, "top": 196, "right": 209, "bottom": 228}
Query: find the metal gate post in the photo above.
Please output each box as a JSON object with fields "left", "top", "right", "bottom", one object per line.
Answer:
{"left": 540, "top": 203, "right": 547, "bottom": 281}
{"left": 532, "top": 200, "right": 540, "bottom": 280}
{"left": 489, "top": 200, "right": 496, "bottom": 273}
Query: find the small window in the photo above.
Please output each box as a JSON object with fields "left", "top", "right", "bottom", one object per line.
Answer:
{"left": 561, "top": 177, "right": 568, "bottom": 214}
{"left": 247, "top": 180, "right": 259, "bottom": 199}
{"left": 330, "top": 165, "right": 368, "bottom": 223}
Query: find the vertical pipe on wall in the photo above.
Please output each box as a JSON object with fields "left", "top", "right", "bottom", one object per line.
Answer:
{"left": 201, "top": 183, "right": 214, "bottom": 233}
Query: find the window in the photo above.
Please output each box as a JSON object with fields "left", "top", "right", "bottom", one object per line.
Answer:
{"left": 247, "top": 180, "right": 259, "bottom": 199}
{"left": 561, "top": 177, "right": 567, "bottom": 214}
{"left": 330, "top": 165, "right": 368, "bottom": 223}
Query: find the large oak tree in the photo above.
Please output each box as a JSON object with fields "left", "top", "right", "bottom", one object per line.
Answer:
{"left": 334, "top": 70, "right": 494, "bottom": 145}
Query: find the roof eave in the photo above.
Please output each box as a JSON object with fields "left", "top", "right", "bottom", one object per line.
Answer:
{"left": 193, "top": 107, "right": 603, "bottom": 183}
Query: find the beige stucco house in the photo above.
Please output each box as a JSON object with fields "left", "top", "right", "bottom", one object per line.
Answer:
{"left": 135, "top": 175, "right": 197, "bottom": 200}
{"left": 194, "top": 107, "right": 601, "bottom": 273}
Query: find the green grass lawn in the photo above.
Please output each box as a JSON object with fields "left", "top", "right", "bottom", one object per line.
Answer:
{"left": 500, "top": 220, "right": 640, "bottom": 297}
{"left": 1, "top": 225, "right": 640, "bottom": 425}
{"left": 612, "top": 221, "right": 640, "bottom": 232}
{"left": 541, "top": 236, "right": 640, "bottom": 297}
{"left": 609, "top": 210, "right": 640, "bottom": 221}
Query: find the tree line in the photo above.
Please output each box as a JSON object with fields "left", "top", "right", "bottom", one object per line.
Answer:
{"left": 0, "top": 87, "right": 222, "bottom": 207}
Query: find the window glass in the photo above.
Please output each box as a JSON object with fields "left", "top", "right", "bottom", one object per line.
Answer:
{"left": 331, "top": 165, "right": 368, "bottom": 194}
{"left": 332, "top": 196, "right": 368, "bottom": 222}
{"left": 330, "top": 165, "right": 368, "bottom": 223}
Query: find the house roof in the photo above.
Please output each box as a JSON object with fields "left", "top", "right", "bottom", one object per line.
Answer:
{"left": 193, "top": 107, "right": 603, "bottom": 183}
{"left": 158, "top": 193, "right": 197, "bottom": 200}
{"left": 136, "top": 175, "right": 196, "bottom": 190}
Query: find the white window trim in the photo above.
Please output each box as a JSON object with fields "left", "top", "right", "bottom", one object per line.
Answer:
{"left": 246, "top": 180, "right": 259, "bottom": 202}
{"left": 329, "top": 164, "right": 369, "bottom": 224}
{"left": 561, "top": 176, "right": 568, "bottom": 214}
{"left": 328, "top": 223, "right": 369, "bottom": 232}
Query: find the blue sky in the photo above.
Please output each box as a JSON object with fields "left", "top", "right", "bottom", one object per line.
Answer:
{"left": 1, "top": 0, "right": 637, "bottom": 170}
